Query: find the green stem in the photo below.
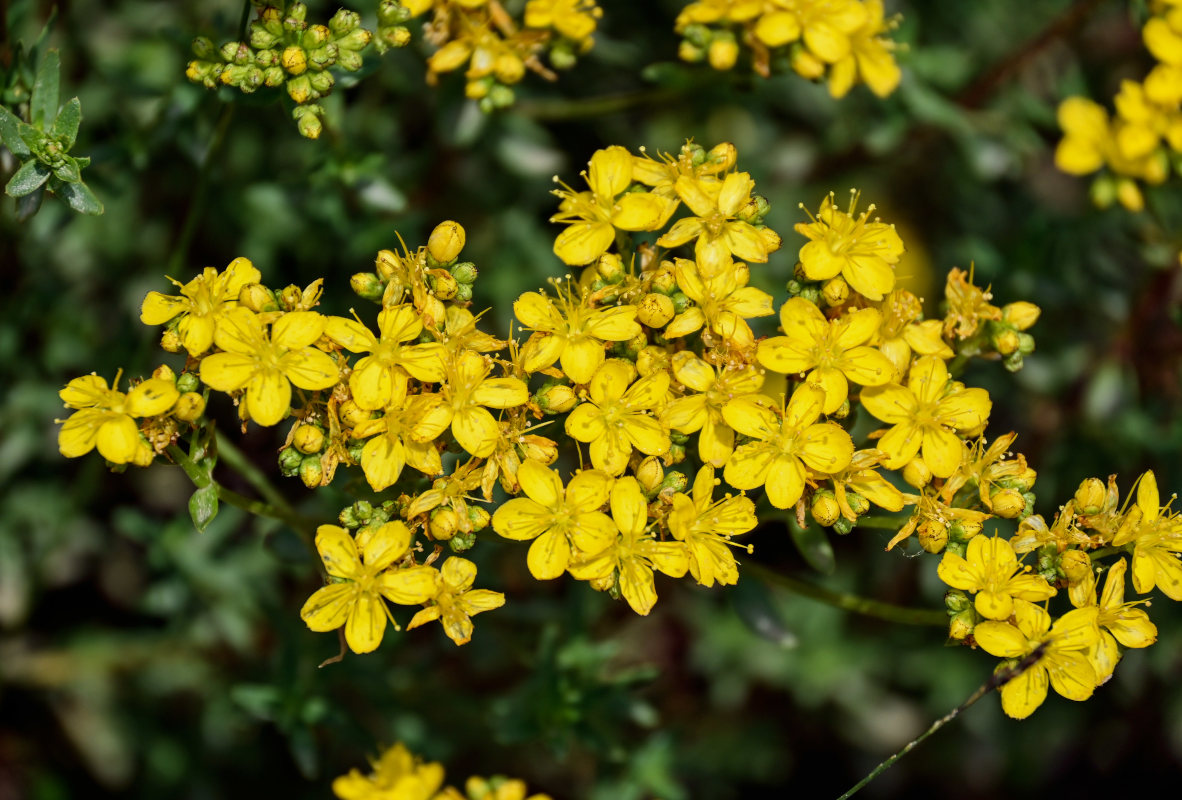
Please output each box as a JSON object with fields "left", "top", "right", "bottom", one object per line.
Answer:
{"left": 853, "top": 515, "right": 908, "bottom": 531}
{"left": 214, "top": 430, "right": 295, "bottom": 515}
{"left": 743, "top": 562, "right": 946, "bottom": 627}
{"left": 1085, "top": 545, "right": 1127, "bottom": 561}
{"left": 517, "top": 89, "right": 681, "bottom": 121}
{"left": 835, "top": 643, "right": 1048, "bottom": 799}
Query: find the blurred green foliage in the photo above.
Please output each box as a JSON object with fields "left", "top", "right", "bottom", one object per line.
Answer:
{"left": 3, "top": 0, "right": 1182, "bottom": 797}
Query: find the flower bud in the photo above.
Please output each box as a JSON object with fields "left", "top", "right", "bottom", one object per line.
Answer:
{"left": 261, "top": 5, "right": 284, "bottom": 34}
{"left": 329, "top": 9, "right": 361, "bottom": 35}
{"left": 346, "top": 439, "right": 364, "bottom": 462}
{"left": 151, "top": 364, "right": 176, "bottom": 383}
{"left": 670, "top": 291, "right": 691, "bottom": 314}
{"left": 287, "top": 3, "right": 308, "bottom": 24}
{"left": 993, "top": 327, "right": 1020, "bottom": 356}
{"left": 1073, "top": 478, "right": 1106, "bottom": 515}
{"left": 1116, "top": 178, "right": 1144, "bottom": 212}
{"left": 638, "top": 293, "right": 675, "bottom": 328}
{"left": 307, "top": 44, "right": 338, "bottom": 71}
{"left": 428, "top": 220, "right": 466, "bottom": 264}
{"left": 667, "top": 442, "right": 686, "bottom": 464}
{"left": 534, "top": 383, "right": 577, "bottom": 414}
{"left": 1060, "top": 549, "right": 1091, "bottom": 584}
{"left": 810, "top": 490, "right": 841, "bottom": 527}
{"left": 636, "top": 346, "right": 670, "bottom": 377}
{"left": 791, "top": 46, "right": 825, "bottom": 79}
{"left": 300, "top": 455, "right": 323, "bottom": 488}
{"left": 1003, "top": 301, "right": 1040, "bottom": 331}
{"left": 293, "top": 424, "right": 325, "bottom": 454}
{"left": 221, "top": 41, "right": 250, "bottom": 65}
{"left": 948, "top": 609, "right": 976, "bottom": 640}
{"left": 380, "top": 26, "right": 412, "bottom": 50}
{"left": 650, "top": 265, "right": 678, "bottom": 295}
{"left": 250, "top": 26, "right": 279, "bottom": 50}
{"left": 239, "top": 282, "right": 277, "bottom": 313}
{"left": 822, "top": 277, "right": 849, "bottom": 307}
{"left": 308, "top": 70, "right": 335, "bottom": 94}
{"left": 287, "top": 75, "right": 312, "bottom": 104}
{"left": 351, "top": 272, "right": 384, "bottom": 301}
{"left": 176, "top": 372, "right": 200, "bottom": 393}
{"left": 160, "top": 328, "right": 183, "bottom": 353}
{"left": 708, "top": 36, "right": 739, "bottom": 70}
{"left": 278, "top": 446, "right": 304, "bottom": 476}
{"left": 172, "top": 392, "right": 206, "bottom": 422}
{"left": 918, "top": 519, "right": 949, "bottom": 553}
{"left": 990, "top": 488, "right": 1026, "bottom": 518}
{"left": 903, "top": 457, "right": 932, "bottom": 489}
{"left": 945, "top": 589, "right": 971, "bottom": 613}
{"left": 678, "top": 40, "right": 705, "bottom": 63}
{"left": 450, "top": 261, "right": 478, "bottom": 284}
{"left": 192, "top": 36, "right": 219, "bottom": 60}
{"left": 336, "top": 28, "right": 372, "bottom": 52}
{"left": 468, "top": 506, "right": 490, "bottom": 532}
{"left": 429, "top": 507, "right": 459, "bottom": 541}
{"left": 596, "top": 252, "right": 624, "bottom": 283}
{"left": 427, "top": 269, "right": 459, "bottom": 300}
{"left": 636, "top": 456, "right": 664, "bottom": 494}
{"left": 337, "top": 400, "right": 370, "bottom": 428}
{"left": 337, "top": 47, "right": 364, "bottom": 71}
{"left": 281, "top": 46, "right": 307, "bottom": 75}
{"left": 263, "top": 66, "right": 285, "bottom": 87}
{"left": 833, "top": 517, "right": 854, "bottom": 535}
{"left": 1017, "top": 333, "right": 1035, "bottom": 355}
{"left": 948, "top": 518, "right": 983, "bottom": 541}
{"left": 449, "top": 529, "right": 477, "bottom": 553}
{"left": 132, "top": 441, "right": 155, "bottom": 468}
{"left": 845, "top": 491, "right": 870, "bottom": 517}
{"left": 658, "top": 470, "right": 689, "bottom": 496}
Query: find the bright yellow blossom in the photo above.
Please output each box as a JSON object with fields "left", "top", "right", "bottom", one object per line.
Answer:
{"left": 860, "top": 355, "right": 991, "bottom": 477}
{"left": 352, "top": 396, "right": 445, "bottom": 491}
{"left": 564, "top": 360, "right": 671, "bottom": 475}
{"left": 140, "top": 257, "right": 261, "bottom": 355}
{"left": 550, "top": 146, "right": 671, "bottom": 265}
{"left": 664, "top": 257, "right": 774, "bottom": 349}
{"left": 796, "top": 192, "right": 903, "bottom": 301}
{"left": 661, "top": 351, "right": 764, "bottom": 466}
{"left": 465, "top": 775, "right": 553, "bottom": 800}
{"left": 824, "top": 449, "right": 905, "bottom": 522}
{"left": 58, "top": 372, "right": 179, "bottom": 463}
{"left": 875, "top": 289, "right": 953, "bottom": 381}
{"left": 974, "top": 600, "right": 1100, "bottom": 719}
{"left": 412, "top": 351, "right": 529, "bottom": 458}
{"left": 1072, "top": 558, "right": 1158, "bottom": 682}
{"left": 721, "top": 383, "right": 854, "bottom": 509}
{"left": 325, "top": 304, "right": 447, "bottom": 410}
{"left": 491, "top": 459, "right": 616, "bottom": 580}
{"left": 1111, "top": 471, "right": 1182, "bottom": 600}
{"left": 656, "top": 171, "right": 781, "bottom": 278}
{"left": 199, "top": 308, "right": 339, "bottom": 427}
{"left": 299, "top": 523, "right": 437, "bottom": 654}
{"left": 525, "top": 0, "right": 602, "bottom": 42}
{"left": 828, "top": 0, "right": 900, "bottom": 99}
{"left": 757, "top": 298, "right": 893, "bottom": 414}
{"left": 936, "top": 535, "right": 1056, "bottom": 620}
{"left": 514, "top": 287, "right": 641, "bottom": 383}
{"left": 332, "top": 742, "right": 445, "bottom": 800}
{"left": 407, "top": 557, "right": 505, "bottom": 645}
{"left": 667, "top": 465, "right": 757, "bottom": 587}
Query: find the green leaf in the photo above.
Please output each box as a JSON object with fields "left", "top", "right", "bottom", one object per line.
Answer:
{"left": 188, "top": 483, "right": 219, "bottom": 533}
{"left": 31, "top": 49, "right": 61, "bottom": 129}
{"left": 789, "top": 520, "right": 836, "bottom": 575}
{"left": 52, "top": 97, "right": 81, "bottom": 149}
{"left": 56, "top": 180, "right": 103, "bottom": 215}
{"left": 5, "top": 159, "right": 50, "bottom": 197}
{"left": 52, "top": 157, "right": 81, "bottom": 183}
{"left": 15, "top": 186, "right": 44, "bottom": 221}
{"left": 18, "top": 122, "right": 46, "bottom": 153}
{"left": 0, "top": 106, "right": 31, "bottom": 157}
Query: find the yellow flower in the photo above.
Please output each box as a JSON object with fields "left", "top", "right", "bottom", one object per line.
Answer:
{"left": 353, "top": 396, "right": 445, "bottom": 491}
{"left": 757, "top": 298, "right": 893, "bottom": 414}
{"left": 860, "top": 355, "right": 991, "bottom": 477}
{"left": 664, "top": 257, "right": 774, "bottom": 349}
{"left": 199, "top": 308, "right": 338, "bottom": 427}
{"left": 564, "top": 360, "right": 671, "bottom": 475}
{"left": 332, "top": 742, "right": 445, "bottom": 800}
{"left": 491, "top": 459, "right": 616, "bottom": 580}
{"left": 325, "top": 304, "right": 448, "bottom": 410}
{"left": 667, "top": 465, "right": 757, "bottom": 587}
{"left": 796, "top": 192, "right": 903, "bottom": 301}
{"left": 407, "top": 557, "right": 505, "bottom": 645}
{"left": 465, "top": 775, "right": 552, "bottom": 800}
{"left": 550, "top": 146, "right": 671, "bottom": 266}
{"left": 1071, "top": 558, "right": 1158, "bottom": 682}
{"left": 825, "top": 449, "right": 905, "bottom": 522}
{"left": 655, "top": 171, "right": 781, "bottom": 278}
{"left": 721, "top": 382, "right": 854, "bottom": 509}
{"left": 514, "top": 287, "right": 641, "bottom": 384}
{"left": 525, "top": 0, "right": 602, "bottom": 42}
{"left": 412, "top": 351, "right": 529, "bottom": 458}
{"left": 974, "top": 600, "right": 1100, "bottom": 719}
{"left": 941, "top": 267, "right": 1002, "bottom": 341}
{"left": 1055, "top": 96, "right": 1111, "bottom": 175}
{"left": 1111, "top": 471, "right": 1182, "bottom": 599}
{"left": 569, "top": 477, "right": 689, "bottom": 615}
{"left": 827, "top": 0, "right": 900, "bottom": 99}
{"left": 936, "top": 535, "right": 1056, "bottom": 620}
{"left": 58, "top": 372, "right": 179, "bottom": 463}
{"left": 299, "top": 523, "right": 437, "bottom": 654}
{"left": 875, "top": 289, "right": 953, "bottom": 381}
{"left": 662, "top": 351, "right": 764, "bottom": 466}
{"left": 140, "top": 257, "right": 261, "bottom": 355}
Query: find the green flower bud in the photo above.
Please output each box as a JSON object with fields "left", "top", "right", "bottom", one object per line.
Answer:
{"left": 351, "top": 272, "right": 384, "bottom": 301}
{"left": 948, "top": 609, "right": 976, "bottom": 640}
{"left": 337, "top": 48, "right": 363, "bottom": 71}
{"left": 671, "top": 291, "right": 691, "bottom": 314}
{"left": 329, "top": 9, "right": 361, "bottom": 35}
{"left": 549, "top": 42, "right": 577, "bottom": 70}
{"left": 299, "top": 455, "right": 323, "bottom": 488}
{"left": 1017, "top": 333, "right": 1035, "bottom": 355}
{"left": 944, "top": 589, "right": 971, "bottom": 614}
{"left": 335, "top": 28, "right": 373, "bottom": 52}
{"left": 287, "top": 75, "right": 313, "bottom": 104}
{"left": 427, "top": 269, "right": 459, "bottom": 300}
{"left": 678, "top": 40, "right": 705, "bottom": 63}
{"left": 682, "top": 24, "right": 711, "bottom": 49}
{"left": 278, "top": 446, "right": 303, "bottom": 477}
{"left": 176, "top": 372, "right": 200, "bottom": 394}
{"left": 379, "top": 26, "right": 412, "bottom": 50}
{"left": 338, "top": 505, "right": 360, "bottom": 528}
{"left": 308, "top": 69, "right": 335, "bottom": 94}
{"left": 454, "top": 283, "right": 473, "bottom": 303}
{"left": 468, "top": 506, "right": 490, "bottom": 532}
{"left": 450, "top": 262, "right": 478, "bottom": 284}
{"left": 534, "top": 383, "right": 577, "bottom": 414}
{"left": 347, "top": 439, "right": 363, "bottom": 462}
{"left": 658, "top": 470, "right": 688, "bottom": 495}
{"left": 832, "top": 517, "right": 854, "bottom": 535}
{"left": 263, "top": 66, "right": 285, "bottom": 87}
{"left": 250, "top": 25, "right": 279, "bottom": 50}
{"left": 379, "top": 0, "right": 413, "bottom": 25}
{"left": 261, "top": 6, "right": 284, "bottom": 35}
{"left": 193, "top": 36, "right": 219, "bottom": 60}
{"left": 288, "top": 3, "right": 308, "bottom": 24}
{"left": 448, "top": 529, "right": 477, "bottom": 553}
{"left": 1074, "top": 478, "right": 1107, "bottom": 515}
{"left": 488, "top": 83, "right": 515, "bottom": 109}
{"left": 845, "top": 491, "right": 870, "bottom": 517}
{"left": 221, "top": 41, "right": 250, "bottom": 64}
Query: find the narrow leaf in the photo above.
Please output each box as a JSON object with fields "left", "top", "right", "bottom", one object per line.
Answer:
{"left": 5, "top": 159, "right": 51, "bottom": 198}
{"left": 789, "top": 520, "right": 836, "bottom": 575}
{"left": 16, "top": 186, "right": 45, "bottom": 221}
{"left": 57, "top": 180, "right": 104, "bottom": 215}
{"left": 31, "top": 50, "right": 61, "bottom": 129}
{"left": 0, "top": 106, "right": 31, "bottom": 157}
{"left": 188, "top": 483, "right": 219, "bottom": 532}
{"left": 52, "top": 97, "right": 82, "bottom": 149}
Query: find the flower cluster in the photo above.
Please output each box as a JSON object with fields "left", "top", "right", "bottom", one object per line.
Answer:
{"left": 674, "top": 0, "right": 902, "bottom": 99}
{"left": 1055, "top": 1, "right": 1182, "bottom": 210}
{"left": 334, "top": 741, "right": 550, "bottom": 800}
{"left": 407, "top": 0, "right": 604, "bottom": 111}
{"left": 185, "top": 2, "right": 376, "bottom": 138}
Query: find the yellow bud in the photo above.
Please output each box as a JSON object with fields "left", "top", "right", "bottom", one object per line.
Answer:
{"left": 132, "top": 441, "right": 155, "bottom": 468}
{"left": 299, "top": 455, "right": 323, "bottom": 488}
{"left": 172, "top": 392, "right": 206, "bottom": 422}
{"left": 535, "top": 383, "right": 577, "bottom": 413}
{"left": 519, "top": 434, "right": 558, "bottom": 464}
{"left": 160, "top": 328, "right": 182, "bottom": 353}
{"left": 279, "top": 284, "right": 305, "bottom": 310}
{"left": 468, "top": 506, "right": 490, "bottom": 531}
{"left": 705, "top": 142, "right": 737, "bottom": 172}
{"left": 338, "top": 400, "right": 372, "bottom": 428}
{"left": 708, "top": 38, "right": 739, "bottom": 71}
{"left": 637, "top": 293, "right": 675, "bottom": 328}
{"left": 430, "top": 507, "right": 459, "bottom": 541}
{"left": 636, "top": 456, "right": 664, "bottom": 493}
{"left": 650, "top": 263, "right": 678, "bottom": 295}
{"left": 351, "top": 272, "right": 384, "bottom": 301}
{"left": 636, "top": 345, "right": 670, "bottom": 377}
{"left": 948, "top": 609, "right": 976, "bottom": 640}
{"left": 465, "top": 79, "right": 489, "bottom": 100}
{"left": 903, "top": 457, "right": 932, "bottom": 489}
{"left": 238, "top": 282, "right": 274, "bottom": 313}
{"left": 286, "top": 75, "right": 312, "bottom": 104}
{"left": 791, "top": 48, "right": 825, "bottom": 80}
{"left": 810, "top": 491, "right": 841, "bottom": 527}
{"left": 1074, "top": 478, "right": 1107, "bottom": 515}
{"left": 150, "top": 365, "right": 176, "bottom": 384}
{"left": 596, "top": 252, "right": 625, "bottom": 282}
{"left": 428, "top": 269, "right": 459, "bottom": 300}
{"left": 1116, "top": 178, "right": 1144, "bottom": 212}
{"left": 994, "top": 328, "right": 1021, "bottom": 356}
{"left": 375, "top": 249, "right": 403, "bottom": 281}
{"left": 990, "top": 488, "right": 1026, "bottom": 518}
{"left": 589, "top": 574, "right": 615, "bottom": 592}
{"left": 732, "top": 261, "right": 750, "bottom": 286}
{"left": 293, "top": 424, "right": 325, "bottom": 454}
{"left": 1002, "top": 301, "right": 1040, "bottom": 331}
{"left": 281, "top": 46, "right": 307, "bottom": 75}
{"left": 1060, "top": 549, "right": 1092, "bottom": 584}
{"left": 950, "top": 518, "right": 983, "bottom": 540}
{"left": 494, "top": 53, "right": 525, "bottom": 84}
{"left": 918, "top": 519, "right": 949, "bottom": 553}
{"left": 678, "top": 40, "right": 705, "bottom": 62}
{"left": 428, "top": 220, "right": 466, "bottom": 264}
{"left": 822, "top": 277, "right": 849, "bottom": 307}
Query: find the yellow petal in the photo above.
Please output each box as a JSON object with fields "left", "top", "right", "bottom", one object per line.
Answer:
{"left": 723, "top": 443, "right": 775, "bottom": 491}
{"left": 588, "top": 145, "right": 633, "bottom": 199}
{"left": 325, "top": 316, "right": 377, "bottom": 353}
{"left": 765, "top": 455, "right": 805, "bottom": 509}
{"left": 611, "top": 477, "right": 647, "bottom": 536}
{"left": 344, "top": 593, "right": 387, "bottom": 654}
{"left": 518, "top": 459, "right": 563, "bottom": 508}
{"left": 200, "top": 352, "right": 257, "bottom": 392}
{"left": 281, "top": 347, "right": 339, "bottom": 391}
{"left": 300, "top": 584, "right": 354, "bottom": 632}
{"left": 244, "top": 369, "right": 291, "bottom": 427}
{"left": 554, "top": 222, "right": 614, "bottom": 266}
{"left": 95, "top": 415, "right": 141, "bottom": 463}
{"left": 877, "top": 422, "right": 923, "bottom": 469}
{"left": 363, "top": 521, "right": 412, "bottom": 571}
{"left": 472, "top": 377, "right": 529, "bottom": 408}
{"left": 590, "top": 429, "right": 632, "bottom": 475}
{"left": 998, "top": 665, "right": 1048, "bottom": 719}
{"left": 360, "top": 434, "right": 405, "bottom": 491}
{"left": 527, "top": 529, "right": 571, "bottom": 580}
{"left": 316, "top": 525, "right": 361, "bottom": 579}
{"left": 126, "top": 378, "right": 180, "bottom": 417}
{"left": 757, "top": 336, "right": 815, "bottom": 375}
{"left": 859, "top": 382, "right": 916, "bottom": 424}
{"left": 1046, "top": 651, "right": 1096, "bottom": 702}
{"left": 493, "top": 497, "right": 552, "bottom": 541}
{"left": 612, "top": 192, "right": 668, "bottom": 231}
{"left": 58, "top": 411, "right": 100, "bottom": 458}
{"left": 584, "top": 305, "right": 642, "bottom": 341}
{"left": 514, "top": 291, "right": 563, "bottom": 332}
{"left": 797, "top": 422, "right": 854, "bottom": 474}
{"left": 140, "top": 291, "right": 185, "bottom": 325}
{"left": 441, "top": 556, "right": 477, "bottom": 591}
{"left": 671, "top": 351, "right": 715, "bottom": 392}
{"left": 837, "top": 346, "right": 893, "bottom": 388}
{"left": 921, "top": 426, "right": 965, "bottom": 479}
{"left": 565, "top": 402, "right": 606, "bottom": 443}
{"left": 937, "top": 551, "right": 979, "bottom": 592}
{"left": 784, "top": 382, "right": 825, "bottom": 428}
{"left": 400, "top": 343, "right": 448, "bottom": 383}
{"left": 754, "top": 11, "right": 801, "bottom": 47}
{"left": 272, "top": 311, "right": 325, "bottom": 350}
{"left": 565, "top": 469, "right": 612, "bottom": 512}
{"left": 452, "top": 406, "right": 499, "bottom": 457}
{"left": 973, "top": 621, "right": 1029, "bottom": 658}
{"left": 623, "top": 414, "right": 671, "bottom": 456}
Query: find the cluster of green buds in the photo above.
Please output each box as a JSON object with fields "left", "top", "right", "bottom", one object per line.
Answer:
{"left": 185, "top": 2, "right": 374, "bottom": 139}
{"left": 677, "top": 23, "right": 742, "bottom": 72}
{"left": 1, "top": 40, "right": 102, "bottom": 219}
{"left": 351, "top": 220, "right": 479, "bottom": 307}
{"left": 375, "top": 0, "right": 415, "bottom": 54}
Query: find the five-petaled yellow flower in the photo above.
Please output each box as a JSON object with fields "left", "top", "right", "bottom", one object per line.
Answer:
{"left": 140, "top": 257, "right": 261, "bottom": 355}
{"left": 514, "top": 288, "right": 641, "bottom": 384}
{"left": 58, "top": 372, "right": 179, "bottom": 464}
{"left": 492, "top": 459, "right": 616, "bottom": 580}
{"left": 661, "top": 351, "right": 764, "bottom": 467}
{"left": 721, "top": 383, "right": 854, "bottom": 510}
{"left": 796, "top": 192, "right": 903, "bottom": 301}
{"left": 564, "top": 359, "right": 671, "bottom": 475}
{"left": 667, "top": 465, "right": 758, "bottom": 587}
{"left": 300, "top": 523, "right": 438, "bottom": 654}
{"left": 199, "top": 308, "right": 339, "bottom": 427}
{"left": 937, "top": 535, "right": 1056, "bottom": 620}
{"left": 1072, "top": 557, "right": 1157, "bottom": 682}
{"left": 413, "top": 351, "right": 529, "bottom": 458}
{"left": 1111, "top": 470, "right": 1182, "bottom": 600}
{"left": 407, "top": 557, "right": 505, "bottom": 646}
{"left": 352, "top": 396, "right": 445, "bottom": 491}
{"left": 664, "top": 257, "right": 774, "bottom": 349}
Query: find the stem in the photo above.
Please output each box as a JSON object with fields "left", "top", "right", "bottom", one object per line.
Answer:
{"left": 835, "top": 643, "right": 1048, "bottom": 799}
{"left": 214, "top": 430, "right": 295, "bottom": 515}
{"left": 517, "top": 89, "right": 681, "bottom": 121}
{"left": 743, "top": 561, "right": 946, "bottom": 627}
{"left": 853, "top": 515, "right": 908, "bottom": 531}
